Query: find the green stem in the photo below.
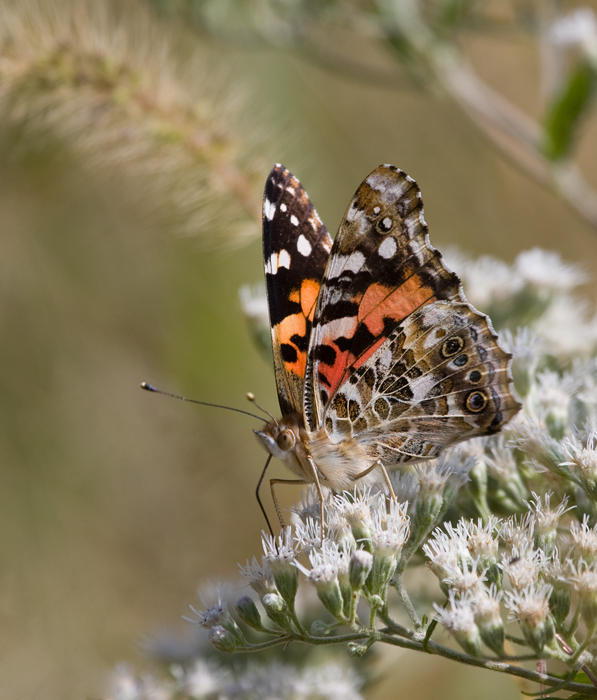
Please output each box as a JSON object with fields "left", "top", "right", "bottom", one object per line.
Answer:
{"left": 567, "top": 606, "right": 582, "bottom": 637}
{"left": 290, "top": 612, "right": 308, "bottom": 638}
{"left": 376, "top": 633, "right": 597, "bottom": 695}
{"left": 377, "top": 609, "right": 415, "bottom": 639}
{"left": 393, "top": 576, "right": 422, "bottom": 629}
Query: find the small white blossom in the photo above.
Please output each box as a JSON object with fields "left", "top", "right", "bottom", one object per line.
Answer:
{"left": 561, "top": 429, "right": 597, "bottom": 477}
{"left": 424, "top": 523, "right": 471, "bottom": 581}
{"left": 534, "top": 294, "right": 597, "bottom": 357}
{"left": 239, "top": 283, "right": 269, "bottom": 326}
{"left": 334, "top": 489, "right": 377, "bottom": 526}
{"left": 292, "top": 485, "right": 333, "bottom": 523}
{"left": 387, "top": 469, "right": 420, "bottom": 504}
{"left": 568, "top": 557, "right": 597, "bottom": 597}
{"left": 262, "top": 527, "right": 297, "bottom": 566}
{"left": 524, "top": 491, "right": 574, "bottom": 537}
{"left": 509, "top": 414, "right": 565, "bottom": 473}
{"left": 515, "top": 248, "right": 586, "bottom": 293}
{"left": 370, "top": 499, "right": 410, "bottom": 556}
{"left": 499, "top": 512, "right": 536, "bottom": 551}
{"left": 433, "top": 591, "right": 476, "bottom": 632}
{"left": 294, "top": 517, "right": 323, "bottom": 553}
{"left": 549, "top": 8, "right": 597, "bottom": 61}
{"left": 415, "top": 452, "right": 465, "bottom": 493}
{"left": 461, "top": 517, "right": 501, "bottom": 561}
{"left": 570, "top": 515, "right": 597, "bottom": 563}
{"left": 500, "top": 545, "right": 545, "bottom": 591}
{"left": 472, "top": 584, "right": 503, "bottom": 625}
{"left": 504, "top": 584, "right": 553, "bottom": 628}
{"left": 446, "top": 250, "right": 522, "bottom": 308}
{"left": 107, "top": 665, "right": 172, "bottom": 700}
{"left": 295, "top": 541, "right": 345, "bottom": 583}
{"left": 238, "top": 556, "right": 275, "bottom": 597}
{"left": 189, "top": 591, "right": 229, "bottom": 629}
{"left": 433, "top": 591, "right": 482, "bottom": 656}
{"left": 485, "top": 438, "right": 519, "bottom": 479}
{"left": 527, "top": 370, "right": 579, "bottom": 438}
{"left": 442, "top": 557, "right": 487, "bottom": 597}
{"left": 179, "top": 659, "right": 228, "bottom": 698}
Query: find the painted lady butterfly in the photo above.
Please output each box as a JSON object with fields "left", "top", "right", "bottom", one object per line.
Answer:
{"left": 254, "top": 164, "right": 521, "bottom": 529}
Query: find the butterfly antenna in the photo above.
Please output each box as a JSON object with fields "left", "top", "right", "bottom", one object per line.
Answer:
{"left": 246, "top": 392, "right": 277, "bottom": 424}
{"left": 141, "top": 382, "right": 264, "bottom": 422}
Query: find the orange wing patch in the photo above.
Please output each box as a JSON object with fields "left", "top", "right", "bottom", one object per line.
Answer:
{"left": 301, "top": 279, "right": 320, "bottom": 321}
{"left": 359, "top": 276, "right": 434, "bottom": 335}
{"left": 276, "top": 279, "right": 322, "bottom": 380}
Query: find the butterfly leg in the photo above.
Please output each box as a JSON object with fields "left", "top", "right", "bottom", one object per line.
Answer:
{"left": 269, "top": 478, "right": 307, "bottom": 530}
{"left": 352, "top": 460, "right": 397, "bottom": 501}
{"left": 306, "top": 455, "right": 327, "bottom": 543}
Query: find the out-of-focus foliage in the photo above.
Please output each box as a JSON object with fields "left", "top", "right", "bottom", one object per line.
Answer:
{"left": 144, "top": 0, "right": 597, "bottom": 227}
{"left": 0, "top": 0, "right": 265, "bottom": 246}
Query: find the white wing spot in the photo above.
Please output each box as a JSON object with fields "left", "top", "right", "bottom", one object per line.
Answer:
{"left": 265, "top": 250, "right": 291, "bottom": 274}
{"left": 373, "top": 206, "right": 380, "bottom": 215}
{"left": 264, "top": 199, "right": 276, "bottom": 221}
{"left": 280, "top": 203, "right": 287, "bottom": 212}
{"left": 290, "top": 215, "right": 299, "bottom": 226}
{"left": 382, "top": 217, "right": 392, "bottom": 230}
{"left": 334, "top": 251, "right": 366, "bottom": 274}
{"left": 286, "top": 187, "right": 295, "bottom": 195}
{"left": 297, "top": 234, "right": 312, "bottom": 256}
{"left": 378, "top": 237, "right": 397, "bottom": 259}
{"left": 278, "top": 249, "right": 291, "bottom": 269}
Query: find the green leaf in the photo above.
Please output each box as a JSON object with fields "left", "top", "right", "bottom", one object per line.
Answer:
{"left": 544, "top": 61, "right": 597, "bottom": 161}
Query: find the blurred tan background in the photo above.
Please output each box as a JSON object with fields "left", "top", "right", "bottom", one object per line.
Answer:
{"left": 1, "top": 1, "right": 597, "bottom": 697}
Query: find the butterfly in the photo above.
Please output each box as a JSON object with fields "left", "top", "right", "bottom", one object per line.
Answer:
{"left": 254, "top": 164, "right": 521, "bottom": 531}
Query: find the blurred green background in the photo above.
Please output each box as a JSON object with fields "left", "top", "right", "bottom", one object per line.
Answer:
{"left": 2, "top": 1, "right": 597, "bottom": 697}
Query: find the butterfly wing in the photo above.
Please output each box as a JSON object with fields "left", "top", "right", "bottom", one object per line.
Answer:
{"left": 304, "top": 165, "right": 520, "bottom": 456}
{"left": 263, "top": 164, "right": 332, "bottom": 416}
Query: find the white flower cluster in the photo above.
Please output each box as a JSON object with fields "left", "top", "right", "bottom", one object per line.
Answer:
{"left": 108, "top": 246, "right": 597, "bottom": 698}
{"left": 445, "top": 247, "right": 597, "bottom": 357}
{"left": 106, "top": 659, "right": 364, "bottom": 700}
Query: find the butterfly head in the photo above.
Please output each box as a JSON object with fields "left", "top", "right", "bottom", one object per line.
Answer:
{"left": 253, "top": 414, "right": 304, "bottom": 463}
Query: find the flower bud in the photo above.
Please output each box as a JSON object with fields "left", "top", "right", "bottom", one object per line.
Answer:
{"left": 368, "top": 550, "right": 398, "bottom": 600}
{"left": 467, "top": 459, "right": 490, "bottom": 521}
{"left": 234, "top": 595, "right": 265, "bottom": 632}
{"left": 368, "top": 594, "right": 384, "bottom": 611}
{"left": 270, "top": 562, "right": 298, "bottom": 611}
{"left": 196, "top": 599, "right": 246, "bottom": 647}
{"left": 261, "top": 592, "right": 293, "bottom": 631}
{"left": 349, "top": 549, "right": 373, "bottom": 592}
{"left": 434, "top": 595, "right": 482, "bottom": 657}
{"left": 473, "top": 589, "right": 504, "bottom": 656}
{"left": 549, "top": 584, "right": 571, "bottom": 627}
{"left": 347, "top": 642, "right": 369, "bottom": 657}
{"left": 262, "top": 528, "right": 298, "bottom": 611}
{"left": 313, "top": 572, "right": 345, "bottom": 620}
{"left": 505, "top": 585, "right": 555, "bottom": 654}
{"left": 208, "top": 625, "right": 240, "bottom": 653}
{"left": 412, "top": 490, "right": 443, "bottom": 538}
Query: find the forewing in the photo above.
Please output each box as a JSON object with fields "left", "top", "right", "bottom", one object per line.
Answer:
{"left": 304, "top": 165, "right": 464, "bottom": 430}
{"left": 323, "top": 301, "right": 521, "bottom": 462}
{"left": 263, "top": 164, "right": 332, "bottom": 416}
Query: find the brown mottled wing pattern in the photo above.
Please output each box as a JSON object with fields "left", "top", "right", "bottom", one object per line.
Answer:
{"left": 263, "top": 164, "right": 332, "bottom": 416}
{"left": 304, "top": 165, "right": 520, "bottom": 455}
{"left": 326, "top": 302, "right": 521, "bottom": 462}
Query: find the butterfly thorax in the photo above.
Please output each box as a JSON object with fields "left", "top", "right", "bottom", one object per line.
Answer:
{"left": 254, "top": 413, "right": 377, "bottom": 491}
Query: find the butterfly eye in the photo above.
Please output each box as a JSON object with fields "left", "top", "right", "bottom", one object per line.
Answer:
{"left": 441, "top": 336, "right": 465, "bottom": 358}
{"left": 277, "top": 430, "right": 295, "bottom": 451}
